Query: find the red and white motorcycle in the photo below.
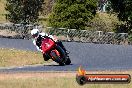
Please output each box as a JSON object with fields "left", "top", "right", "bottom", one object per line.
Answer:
{"left": 41, "top": 37, "right": 71, "bottom": 66}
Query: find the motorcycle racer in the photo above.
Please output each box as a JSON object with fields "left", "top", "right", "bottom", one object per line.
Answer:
{"left": 31, "top": 28, "right": 69, "bottom": 61}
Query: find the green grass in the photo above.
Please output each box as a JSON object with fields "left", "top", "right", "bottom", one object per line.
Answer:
{"left": 0, "top": 48, "right": 49, "bottom": 67}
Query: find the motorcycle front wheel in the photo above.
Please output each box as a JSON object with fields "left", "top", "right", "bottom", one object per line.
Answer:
{"left": 65, "top": 57, "right": 71, "bottom": 65}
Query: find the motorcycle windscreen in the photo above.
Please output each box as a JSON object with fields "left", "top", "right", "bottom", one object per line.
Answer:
{"left": 41, "top": 38, "right": 55, "bottom": 52}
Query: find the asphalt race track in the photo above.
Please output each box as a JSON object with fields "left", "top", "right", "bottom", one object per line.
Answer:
{"left": 0, "top": 38, "right": 132, "bottom": 72}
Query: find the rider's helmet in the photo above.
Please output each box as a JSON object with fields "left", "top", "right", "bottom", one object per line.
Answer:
{"left": 31, "top": 29, "right": 39, "bottom": 38}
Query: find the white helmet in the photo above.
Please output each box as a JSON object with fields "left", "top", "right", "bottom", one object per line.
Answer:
{"left": 31, "top": 29, "right": 39, "bottom": 38}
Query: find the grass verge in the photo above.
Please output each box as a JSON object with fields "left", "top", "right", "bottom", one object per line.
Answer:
{"left": 0, "top": 71, "right": 131, "bottom": 88}
{"left": 0, "top": 48, "right": 49, "bottom": 67}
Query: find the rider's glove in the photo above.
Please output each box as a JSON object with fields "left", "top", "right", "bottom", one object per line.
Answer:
{"left": 40, "top": 49, "right": 45, "bottom": 54}
{"left": 53, "top": 35, "right": 58, "bottom": 42}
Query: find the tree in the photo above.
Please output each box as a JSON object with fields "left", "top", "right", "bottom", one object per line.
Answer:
{"left": 42, "top": 0, "right": 55, "bottom": 16}
{"left": 48, "top": 0, "right": 97, "bottom": 30}
{"left": 5, "top": 0, "right": 44, "bottom": 24}
{"left": 109, "top": 0, "right": 132, "bottom": 33}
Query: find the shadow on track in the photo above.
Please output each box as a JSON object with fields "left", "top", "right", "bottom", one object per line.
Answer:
{"left": 43, "top": 64, "right": 73, "bottom": 67}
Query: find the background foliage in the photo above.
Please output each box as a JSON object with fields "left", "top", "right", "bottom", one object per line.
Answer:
{"left": 109, "top": 0, "right": 132, "bottom": 33}
{"left": 5, "top": 0, "right": 44, "bottom": 24}
{"left": 86, "top": 12, "right": 120, "bottom": 32}
{"left": 48, "top": 0, "right": 97, "bottom": 30}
